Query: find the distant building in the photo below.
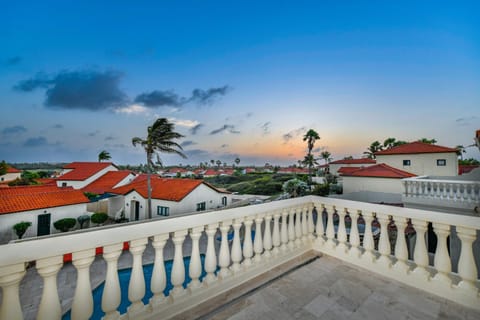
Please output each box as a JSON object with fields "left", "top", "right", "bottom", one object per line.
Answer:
{"left": 56, "top": 162, "right": 119, "bottom": 189}
{"left": 0, "top": 165, "right": 22, "bottom": 183}
{"left": 328, "top": 158, "right": 376, "bottom": 176}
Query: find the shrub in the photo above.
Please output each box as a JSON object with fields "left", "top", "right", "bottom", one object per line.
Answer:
{"left": 91, "top": 212, "right": 108, "bottom": 225}
{"left": 311, "top": 184, "right": 330, "bottom": 196}
{"left": 13, "top": 221, "right": 32, "bottom": 239}
{"left": 53, "top": 218, "right": 77, "bottom": 232}
{"left": 282, "top": 179, "right": 309, "bottom": 198}
{"left": 77, "top": 215, "right": 91, "bottom": 229}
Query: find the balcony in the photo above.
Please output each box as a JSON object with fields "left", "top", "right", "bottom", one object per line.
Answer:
{"left": 402, "top": 176, "right": 480, "bottom": 215}
{"left": 0, "top": 196, "right": 479, "bottom": 319}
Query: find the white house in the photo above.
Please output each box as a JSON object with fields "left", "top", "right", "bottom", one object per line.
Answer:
{"left": 107, "top": 176, "right": 232, "bottom": 221}
{"left": 82, "top": 170, "right": 136, "bottom": 195}
{"left": 329, "top": 158, "right": 376, "bottom": 176}
{"left": 0, "top": 165, "right": 22, "bottom": 183}
{"left": 0, "top": 185, "right": 90, "bottom": 243}
{"left": 56, "top": 162, "right": 119, "bottom": 189}
{"left": 374, "top": 141, "right": 458, "bottom": 176}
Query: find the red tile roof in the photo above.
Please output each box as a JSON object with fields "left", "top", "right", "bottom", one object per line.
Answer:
{"left": 338, "top": 167, "right": 362, "bottom": 175}
{"left": 341, "top": 164, "right": 416, "bottom": 179}
{"left": 0, "top": 186, "right": 89, "bottom": 215}
{"left": 82, "top": 171, "right": 135, "bottom": 194}
{"left": 109, "top": 176, "right": 220, "bottom": 201}
{"left": 58, "top": 162, "right": 116, "bottom": 181}
{"left": 330, "top": 158, "right": 376, "bottom": 165}
{"left": 7, "top": 166, "right": 21, "bottom": 173}
{"left": 375, "top": 141, "right": 457, "bottom": 155}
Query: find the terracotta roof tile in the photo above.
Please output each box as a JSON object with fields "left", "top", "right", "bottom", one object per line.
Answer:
{"left": 7, "top": 166, "right": 21, "bottom": 173}
{"left": 58, "top": 162, "right": 116, "bottom": 181}
{"left": 330, "top": 158, "right": 376, "bottom": 165}
{"left": 375, "top": 141, "right": 457, "bottom": 155}
{"left": 338, "top": 167, "right": 362, "bottom": 175}
{"left": 82, "top": 171, "right": 135, "bottom": 194}
{"left": 342, "top": 163, "right": 416, "bottom": 179}
{"left": 0, "top": 186, "right": 89, "bottom": 214}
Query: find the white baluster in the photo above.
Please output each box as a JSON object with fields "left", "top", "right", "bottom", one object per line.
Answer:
{"left": 127, "top": 238, "right": 147, "bottom": 316}
{"left": 230, "top": 218, "right": 243, "bottom": 273}
{"left": 377, "top": 214, "right": 392, "bottom": 268}
{"left": 307, "top": 204, "right": 315, "bottom": 240}
{"left": 325, "top": 205, "right": 336, "bottom": 247}
{"left": 102, "top": 243, "right": 123, "bottom": 320}
{"left": 442, "top": 182, "right": 447, "bottom": 199}
{"left": 294, "top": 208, "right": 302, "bottom": 246}
{"left": 150, "top": 234, "right": 169, "bottom": 308}
{"left": 361, "top": 212, "right": 375, "bottom": 263}
{"left": 411, "top": 219, "right": 430, "bottom": 279}
{"left": 37, "top": 256, "right": 63, "bottom": 320}
{"left": 449, "top": 183, "right": 454, "bottom": 200}
{"left": 263, "top": 214, "right": 273, "bottom": 258}
{"left": 280, "top": 210, "right": 289, "bottom": 251}
{"left": 188, "top": 227, "right": 203, "bottom": 292}
{"left": 349, "top": 210, "right": 361, "bottom": 257}
{"left": 71, "top": 249, "right": 95, "bottom": 320}
{"left": 315, "top": 205, "right": 325, "bottom": 244}
{"left": 204, "top": 224, "right": 218, "bottom": 284}
{"left": 171, "top": 230, "right": 188, "bottom": 297}
{"left": 272, "top": 212, "right": 281, "bottom": 255}
{"left": 456, "top": 226, "right": 478, "bottom": 293}
{"left": 242, "top": 219, "right": 254, "bottom": 267}
{"left": 0, "top": 263, "right": 25, "bottom": 320}
{"left": 392, "top": 218, "right": 409, "bottom": 274}
{"left": 337, "top": 208, "right": 347, "bottom": 253}
{"left": 218, "top": 221, "right": 232, "bottom": 279}
{"left": 288, "top": 209, "right": 296, "bottom": 249}
{"left": 253, "top": 216, "right": 264, "bottom": 263}
{"left": 301, "top": 206, "right": 308, "bottom": 242}
{"left": 431, "top": 223, "right": 452, "bottom": 284}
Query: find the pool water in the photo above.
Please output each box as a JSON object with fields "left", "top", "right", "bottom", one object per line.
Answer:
{"left": 62, "top": 255, "right": 206, "bottom": 320}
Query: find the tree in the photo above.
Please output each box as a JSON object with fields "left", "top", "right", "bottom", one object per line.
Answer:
{"left": 98, "top": 150, "right": 111, "bottom": 162}
{"left": 54, "top": 218, "right": 77, "bottom": 232}
{"left": 364, "top": 141, "right": 383, "bottom": 159}
{"left": 418, "top": 138, "right": 437, "bottom": 144}
{"left": 210, "top": 159, "right": 215, "bottom": 167}
{"left": 383, "top": 138, "right": 407, "bottom": 149}
{"left": 282, "top": 178, "right": 309, "bottom": 198}
{"left": 0, "top": 160, "right": 8, "bottom": 176}
{"left": 455, "top": 145, "right": 466, "bottom": 160}
{"left": 132, "top": 118, "right": 186, "bottom": 219}
{"left": 343, "top": 156, "right": 354, "bottom": 160}
{"left": 320, "top": 151, "right": 331, "bottom": 165}
{"left": 13, "top": 221, "right": 31, "bottom": 239}
{"left": 302, "top": 154, "right": 318, "bottom": 171}
{"left": 216, "top": 160, "right": 222, "bottom": 168}
{"left": 303, "top": 129, "right": 320, "bottom": 184}
{"left": 235, "top": 157, "right": 241, "bottom": 167}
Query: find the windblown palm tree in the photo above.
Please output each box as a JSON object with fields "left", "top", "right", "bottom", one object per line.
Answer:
{"left": 364, "top": 141, "right": 383, "bottom": 159}
{"left": 320, "top": 151, "right": 331, "bottom": 165}
{"left": 132, "top": 118, "right": 186, "bottom": 219}
{"left": 98, "top": 150, "right": 111, "bottom": 162}
{"left": 234, "top": 157, "right": 240, "bottom": 167}
{"left": 303, "top": 129, "right": 320, "bottom": 184}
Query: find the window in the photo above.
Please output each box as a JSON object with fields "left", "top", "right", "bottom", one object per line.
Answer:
{"left": 61, "top": 182, "right": 67, "bottom": 187}
{"left": 222, "top": 196, "right": 228, "bottom": 206}
{"left": 437, "top": 159, "right": 446, "bottom": 166}
{"left": 157, "top": 206, "right": 170, "bottom": 216}
{"left": 196, "top": 202, "right": 206, "bottom": 211}
{"left": 403, "top": 160, "right": 411, "bottom": 166}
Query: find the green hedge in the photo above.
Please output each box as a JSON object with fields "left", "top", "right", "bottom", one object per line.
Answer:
{"left": 91, "top": 212, "right": 108, "bottom": 225}
{"left": 53, "top": 218, "right": 76, "bottom": 232}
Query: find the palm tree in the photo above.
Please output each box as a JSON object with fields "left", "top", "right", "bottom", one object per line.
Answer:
{"left": 210, "top": 159, "right": 215, "bottom": 167}
{"left": 98, "top": 150, "right": 111, "bottom": 162}
{"left": 418, "top": 138, "right": 437, "bottom": 144}
{"left": 216, "top": 160, "right": 222, "bottom": 168}
{"left": 303, "top": 129, "right": 320, "bottom": 184}
{"left": 132, "top": 118, "right": 186, "bottom": 219}
{"left": 320, "top": 151, "right": 331, "bottom": 165}
{"left": 234, "top": 157, "right": 240, "bottom": 167}
{"left": 455, "top": 145, "right": 466, "bottom": 160}
{"left": 383, "top": 138, "right": 407, "bottom": 150}
{"left": 364, "top": 141, "right": 383, "bottom": 159}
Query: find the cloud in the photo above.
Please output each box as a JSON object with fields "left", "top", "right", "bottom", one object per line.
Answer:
{"left": 220, "top": 144, "right": 229, "bottom": 148}
{"left": 88, "top": 131, "right": 100, "bottom": 137}
{"left": 23, "top": 136, "right": 48, "bottom": 147}
{"left": 282, "top": 126, "right": 306, "bottom": 143}
{"left": 115, "top": 104, "right": 148, "bottom": 114}
{"left": 168, "top": 118, "right": 200, "bottom": 128}
{"left": 6, "top": 56, "right": 22, "bottom": 66}
{"left": 246, "top": 112, "right": 253, "bottom": 118}
{"left": 180, "top": 140, "right": 197, "bottom": 147}
{"left": 210, "top": 124, "right": 240, "bottom": 135}
{"left": 105, "top": 135, "right": 116, "bottom": 141}
{"left": 2, "top": 125, "right": 27, "bottom": 135}
{"left": 184, "top": 149, "right": 210, "bottom": 157}
{"left": 134, "top": 90, "right": 184, "bottom": 107}
{"left": 260, "top": 122, "right": 271, "bottom": 135}
{"left": 455, "top": 116, "right": 478, "bottom": 126}
{"left": 189, "top": 85, "right": 231, "bottom": 106}
{"left": 190, "top": 124, "right": 204, "bottom": 135}
{"left": 52, "top": 124, "right": 63, "bottom": 129}
{"left": 14, "top": 69, "right": 128, "bottom": 111}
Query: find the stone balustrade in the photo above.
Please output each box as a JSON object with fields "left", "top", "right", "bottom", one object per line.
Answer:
{"left": 0, "top": 196, "right": 479, "bottom": 319}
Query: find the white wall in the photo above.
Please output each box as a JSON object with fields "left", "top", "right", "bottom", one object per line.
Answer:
{"left": 56, "top": 164, "right": 118, "bottom": 189}
{"left": 376, "top": 152, "right": 457, "bottom": 176}
{"left": 0, "top": 203, "right": 88, "bottom": 244}
{"left": 343, "top": 176, "right": 405, "bottom": 194}
{"left": 112, "top": 173, "right": 136, "bottom": 188}
{"left": 330, "top": 163, "right": 375, "bottom": 176}
{"left": 0, "top": 172, "right": 21, "bottom": 182}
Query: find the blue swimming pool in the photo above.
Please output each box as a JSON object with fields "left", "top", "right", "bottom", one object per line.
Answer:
{"left": 62, "top": 255, "right": 206, "bottom": 320}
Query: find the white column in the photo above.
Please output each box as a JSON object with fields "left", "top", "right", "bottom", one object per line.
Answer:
{"left": 325, "top": 205, "right": 336, "bottom": 247}
{"left": 37, "top": 255, "right": 63, "bottom": 320}
{"left": 336, "top": 208, "right": 348, "bottom": 253}
{"left": 411, "top": 219, "right": 430, "bottom": 279}
{"left": 315, "top": 205, "right": 325, "bottom": 244}
{"left": 288, "top": 209, "right": 296, "bottom": 249}
{"left": 361, "top": 212, "right": 375, "bottom": 263}
{"left": 272, "top": 212, "right": 281, "bottom": 255}
{"left": 263, "top": 215, "right": 273, "bottom": 258}
{"left": 253, "top": 216, "right": 264, "bottom": 263}
{"left": 0, "top": 263, "right": 26, "bottom": 320}
{"left": 349, "top": 210, "right": 361, "bottom": 257}
{"left": 204, "top": 223, "right": 218, "bottom": 283}
{"left": 71, "top": 249, "right": 95, "bottom": 320}
{"left": 188, "top": 227, "right": 203, "bottom": 291}
{"left": 294, "top": 208, "right": 302, "bottom": 246}
{"left": 218, "top": 221, "right": 232, "bottom": 279}
{"left": 101, "top": 243, "right": 123, "bottom": 320}
{"left": 230, "top": 218, "right": 243, "bottom": 273}
{"left": 171, "top": 230, "right": 188, "bottom": 297}
{"left": 280, "top": 210, "right": 289, "bottom": 251}
{"left": 150, "top": 234, "right": 169, "bottom": 308}
{"left": 127, "top": 238, "right": 147, "bottom": 316}
{"left": 431, "top": 223, "right": 452, "bottom": 284}
{"left": 392, "top": 218, "right": 409, "bottom": 274}
{"left": 456, "top": 226, "right": 478, "bottom": 292}
{"left": 301, "top": 206, "right": 308, "bottom": 242}
{"left": 376, "top": 214, "right": 392, "bottom": 269}
{"left": 242, "top": 218, "right": 254, "bottom": 267}
{"left": 307, "top": 204, "right": 315, "bottom": 240}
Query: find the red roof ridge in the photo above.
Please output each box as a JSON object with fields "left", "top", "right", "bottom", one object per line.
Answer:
{"left": 342, "top": 163, "right": 416, "bottom": 178}
{"left": 330, "top": 158, "right": 376, "bottom": 165}
{"left": 375, "top": 141, "right": 457, "bottom": 155}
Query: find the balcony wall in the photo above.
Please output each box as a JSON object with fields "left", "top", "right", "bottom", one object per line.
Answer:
{"left": 0, "top": 196, "right": 479, "bottom": 320}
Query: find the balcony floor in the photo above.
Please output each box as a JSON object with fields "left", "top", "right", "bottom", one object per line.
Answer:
{"left": 203, "top": 255, "right": 480, "bottom": 320}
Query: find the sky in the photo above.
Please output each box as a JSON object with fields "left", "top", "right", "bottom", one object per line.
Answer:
{"left": 1, "top": 1, "right": 479, "bottom": 166}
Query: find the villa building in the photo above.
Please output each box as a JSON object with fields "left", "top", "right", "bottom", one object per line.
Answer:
{"left": 328, "top": 158, "right": 376, "bottom": 176}
{"left": 55, "top": 162, "right": 119, "bottom": 189}
{"left": 0, "top": 165, "right": 21, "bottom": 183}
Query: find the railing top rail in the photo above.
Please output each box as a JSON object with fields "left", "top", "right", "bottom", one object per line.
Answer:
{"left": 403, "top": 177, "right": 480, "bottom": 185}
